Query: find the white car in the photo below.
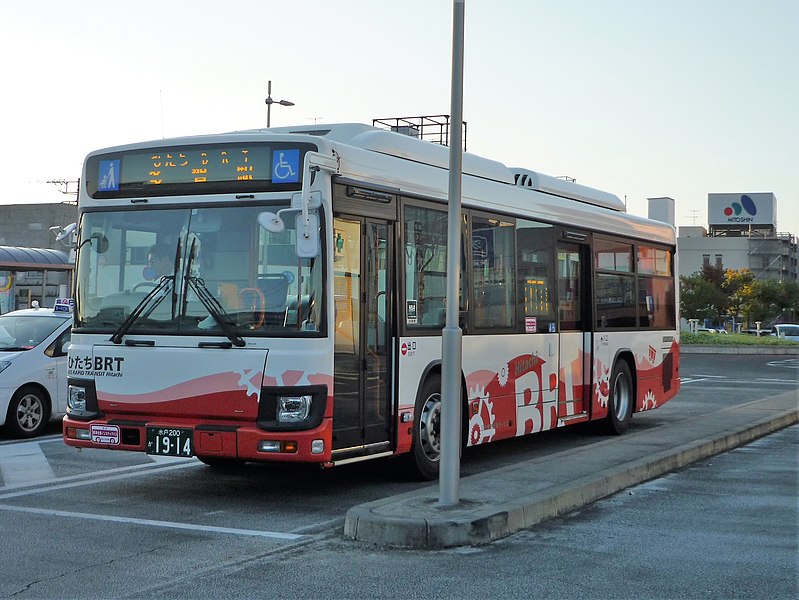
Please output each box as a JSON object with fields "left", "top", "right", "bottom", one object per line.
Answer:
{"left": 0, "top": 306, "right": 72, "bottom": 438}
{"left": 772, "top": 323, "right": 799, "bottom": 342}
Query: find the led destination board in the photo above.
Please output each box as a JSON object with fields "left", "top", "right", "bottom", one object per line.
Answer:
{"left": 86, "top": 142, "right": 316, "bottom": 198}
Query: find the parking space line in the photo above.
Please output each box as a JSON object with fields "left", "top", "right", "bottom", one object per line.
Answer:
{"left": 0, "top": 503, "right": 305, "bottom": 540}
{"left": 0, "top": 441, "right": 56, "bottom": 487}
{"left": 0, "top": 459, "right": 196, "bottom": 492}
{"left": 0, "top": 461, "right": 201, "bottom": 500}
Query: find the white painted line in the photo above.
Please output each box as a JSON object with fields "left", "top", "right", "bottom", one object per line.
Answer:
{"left": 0, "top": 458, "right": 196, "bottom": 492}
{"left": 0, "top": 461, "right": 200, "bottom": 500}
{"left": 0, "top": 441, "right": 56, "bottom": 486}
{"left": 0, "top": 503, "right": 305, "bottom": 540}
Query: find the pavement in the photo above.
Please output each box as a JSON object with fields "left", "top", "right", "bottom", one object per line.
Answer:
{"left": 344, "top": 388, "right": 799, "bottom": 549}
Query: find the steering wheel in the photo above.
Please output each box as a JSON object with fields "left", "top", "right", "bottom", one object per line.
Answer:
{"left": 239, "top": 287, "right": 265, "bottom": 328}
{"left": 132, "top": 281, "right": 158, "bottom": 292}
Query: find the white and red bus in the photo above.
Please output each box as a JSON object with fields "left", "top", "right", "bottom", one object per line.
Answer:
{"left": 63, "top": 123, "right": 679, "bottom": 479}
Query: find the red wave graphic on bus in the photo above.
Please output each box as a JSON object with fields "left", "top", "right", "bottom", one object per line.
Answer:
{"left": 96, "top": 370, "right": 263, "bottom": 405}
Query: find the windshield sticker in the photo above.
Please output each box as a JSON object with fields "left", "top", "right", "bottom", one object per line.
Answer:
{"left": 525, "top": 316, "right": 537, "bottom": 333}
{"left": 406, "top": 300, "right": 418, "bottom": 325}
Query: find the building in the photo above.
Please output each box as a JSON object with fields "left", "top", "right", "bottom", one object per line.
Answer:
{"left": 676, "top": 193, "right": 798, "bottom": 282}
{"left": 0, "top": 202, "right": 78, "bottom": 312}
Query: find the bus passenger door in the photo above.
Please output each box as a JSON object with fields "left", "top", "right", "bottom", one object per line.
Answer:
{"left": 557, "top": 240, "right": 591, "bottom": 421}
{"left": 332, "top": 217, "right": 393, "bottom": 455}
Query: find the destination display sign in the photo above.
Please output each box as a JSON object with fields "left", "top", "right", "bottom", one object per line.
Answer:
{"left": 85, "top": 142, "right": 317, "bottom": 198}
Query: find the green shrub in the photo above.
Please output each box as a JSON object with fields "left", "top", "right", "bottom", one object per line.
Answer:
{"left": 681, "top": 332, "right": 799, "bottom": 346}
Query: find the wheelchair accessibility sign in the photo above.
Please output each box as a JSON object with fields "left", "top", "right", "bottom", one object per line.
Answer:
{"left": 272, "top": 149, "right": 300, "bottom": 183}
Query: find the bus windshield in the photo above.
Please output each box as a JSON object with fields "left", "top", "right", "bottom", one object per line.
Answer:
{"left": 74, "top": 203, "right": 324, "bottom": 338}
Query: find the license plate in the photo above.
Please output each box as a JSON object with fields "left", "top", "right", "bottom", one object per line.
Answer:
{"left": 146, "top": 427, "right": 193, "bottom": 457}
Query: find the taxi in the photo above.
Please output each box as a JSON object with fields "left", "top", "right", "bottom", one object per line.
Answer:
{"left": 0, "top": 300, "right": 73, "bottom": 438}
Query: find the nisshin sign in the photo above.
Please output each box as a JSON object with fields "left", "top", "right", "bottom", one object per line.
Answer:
{"left": 708, "top": 192, "right": 776, "bottom": 227}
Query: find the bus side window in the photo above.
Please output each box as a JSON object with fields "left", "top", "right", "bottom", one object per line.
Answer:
{"left": 516, "top": 220, "right": 555, "bottom": 332}
{"left": 471, "top": 214, "right": 515, "bottom": 330}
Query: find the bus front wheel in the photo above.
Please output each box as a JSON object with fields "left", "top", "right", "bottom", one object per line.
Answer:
{"left": 604, "top": 360, "right": 633, "bottom": 435}
{"left": 406, "top": 375, "right": 442, "bottom": 481}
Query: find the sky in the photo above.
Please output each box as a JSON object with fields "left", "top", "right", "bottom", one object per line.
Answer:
{"left": 1, "top": 0, "right": 797, "bottom": 234}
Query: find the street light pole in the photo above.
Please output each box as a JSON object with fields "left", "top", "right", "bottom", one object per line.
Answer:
{"left": 265, "top": 80, "right": 295, "bottom": 127}
{"left": 439, "top": 0, "right": 465, "bottom": 507}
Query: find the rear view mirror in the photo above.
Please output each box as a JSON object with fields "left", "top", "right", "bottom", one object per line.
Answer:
{"left": 92, "top": 233, "right": 110, "bottom": 254}
{"left": 295, "top": 213, "right": 320, "bottom": 258}
{"left": 78, "top": 232, "right": 109, "bottom": 254}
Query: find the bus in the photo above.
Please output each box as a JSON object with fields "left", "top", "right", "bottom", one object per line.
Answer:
{"left": 63, "top": 123, "right": 680, "bottom": 479}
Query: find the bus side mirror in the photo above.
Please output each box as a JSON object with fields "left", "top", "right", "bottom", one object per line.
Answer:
{"left": 77, "top": 232, "right": 109, "bottom": 254}
{"left": 295, "top": 212, "right": 320, "bottom": 258}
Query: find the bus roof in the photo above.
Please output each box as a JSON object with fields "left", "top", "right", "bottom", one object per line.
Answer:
{"left": 82, "top": 123, "right": 675, "bottom": 245}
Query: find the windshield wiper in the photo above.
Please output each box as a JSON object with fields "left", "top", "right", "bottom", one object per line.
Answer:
{"left": 178, "top": 236, "right": 244, "bottom": 347}
{"left": 110, "top": 241, "right": 182, "bottom": 344}
{"left": 180, "top": 238, "right": 196, "bottom": 320}
{"left": 186, "top": 276, "right": 246, "bottom": 347}
{"left": 171, "top": 238, "right": 182, "bottom": 319}
{"left": 109, "top": 276, "right": 174, "bottom": 344}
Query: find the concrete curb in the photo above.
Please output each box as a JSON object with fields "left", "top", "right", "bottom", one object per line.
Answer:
{"left": 344, "top": 392, "right": 799, "bottom": 549}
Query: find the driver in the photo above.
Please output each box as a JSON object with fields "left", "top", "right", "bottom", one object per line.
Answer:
{"left": 145, "top": 243, "right": 175, "bottom": 280}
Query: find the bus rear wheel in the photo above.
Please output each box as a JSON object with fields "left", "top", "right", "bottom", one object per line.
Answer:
{"left": 406, "top": 375, "right": 442, "bottom": 481}
{"left": 604, "top": 360, "right": 633, "bottom": 435}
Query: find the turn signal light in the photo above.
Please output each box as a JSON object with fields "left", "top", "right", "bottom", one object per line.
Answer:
{"left": 66, "top": 427, "right": 91, "bottom": 441}
{"left": 258, "top": 440, "right": 298, "bottom": 453}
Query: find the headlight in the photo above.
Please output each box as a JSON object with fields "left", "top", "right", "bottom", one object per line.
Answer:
{"left": 0, "top": 361, "right": 11, "bottom": 375}
{"left": 68, "top": 385, "right": 87, "bottom": 411}
{"left": 277, "top": 395, "right": 312, "bottom": 423}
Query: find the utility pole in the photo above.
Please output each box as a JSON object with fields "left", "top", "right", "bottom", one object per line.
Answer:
{"left": 47, "top": 179, "right": 79, "bottom": 204}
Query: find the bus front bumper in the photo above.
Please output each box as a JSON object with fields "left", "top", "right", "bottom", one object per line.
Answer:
{"left": 62, "top": 416, "right": 334, "bottom": 463}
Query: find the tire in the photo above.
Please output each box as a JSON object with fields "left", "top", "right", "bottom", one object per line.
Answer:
{"left": 4, "top": 386, "right": 50, "bottom": 438}
{"left": 604, "top": 360, "right": 634, "bottom": 435}
{"left": 406, "top": 374, "right": 442, "bottom": 481}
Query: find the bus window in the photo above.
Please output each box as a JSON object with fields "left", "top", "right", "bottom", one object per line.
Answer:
{"left": 594, "top": 237, "right": 636, "bottom": 329}
{"left": 75, "top": 204, "right": 323, "bottom": 336}
{"left": 557, "top": 244, "right": 584, "bottom": 331}
{"left": 595, "top": 239, "right": 633, "bottom": 272}
{"left": 404, "top": 205, "right": 448, "bottom": 329}
{"left": 596, "top": 273, "right": 636, "bottom": 328}
{"left": 471, "top": 215, "right": 515, "bottom": 330}
{"left": 516, "top": 220, "right": 555, "bottom": 333}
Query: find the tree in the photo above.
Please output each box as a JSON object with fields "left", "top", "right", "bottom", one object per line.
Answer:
{"left": 722, "top": 269, "right": 754, "bottom": 327}
{"left": 679, "top": 266, "right": 798, "bottom": 329}
{"left": 680, "top": 272, "right": 727, "bottom": 324}
{"left": 745, "top": 279, "right": 798, "bottom": 325}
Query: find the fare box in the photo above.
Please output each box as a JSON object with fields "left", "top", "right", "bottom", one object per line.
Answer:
{"left": 90, "top": 424, "right": 120, "bottom": 445}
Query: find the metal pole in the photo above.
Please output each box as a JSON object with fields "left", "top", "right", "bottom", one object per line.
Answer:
{"left": 266, "top": 80, "right": 272, "bottom": 127}
{"left": 41, "top": 270, "right": 47, "bottom": 307}
{"left": 439, "top": 0, "right": 465, "bottom": 507}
